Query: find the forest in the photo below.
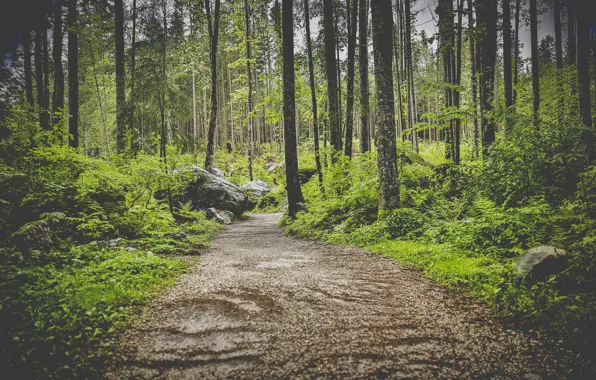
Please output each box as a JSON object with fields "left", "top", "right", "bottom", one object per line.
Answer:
{"left": 0, "top": 0, "right": 595, "bottom": 377}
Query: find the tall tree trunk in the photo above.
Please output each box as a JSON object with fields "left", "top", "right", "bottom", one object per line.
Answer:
{"left": 52, "top": 0, "right": 64, "bottom": 127}
{"left": 567, "top": 0, "right": 576, "bottom": 65}
{"left": 130, "top": 0, "right": 137, "bottom": 151}
{"left": 67, "top": 0, "right": 78, "bottom": 148}
{"left": 359, "top": 0, "right": 370, "bottom": 153}
{"left": 529, "top": 0, "right": 540, "bottom": 126}
{"left": 345, "top": 0, "right": 358, "bottom": 158}
{"left": 371, "top": 0, "right": 399, "bottom": 215}
{"left": 437, "top": 0, "right": 454, "bottom": 159}
{"left": 477, "top": 0, "right": 497, "bottom": 157}
{"left": 393, "top": 1, "right": 405, "bottom": 140}
{"left": 23, "top": 30, "right": 34, "bottom": 107}
{"left": 554, "top": 0, "right": 563, "bottom": 124}
{"left": 323, "top": 0, "right": 340, "bottom": 153}
{"left": 35, "top": 26, "right": 48, "bottom": 130}
{"left": 454, "top": 0, "right": 463, "bottom": 164}
{"left": 204, "top": 0, "right": 221, "bottom": 172}
{"left": 282, "top": 0, "right": 304, "bottom": 217}
{"left": 469, "top": 0, "right": 479, "bottom": 157}
{"left": 513, "top": 0, "right": 520, "bottom": 104}
{"left": 244, "top": 0, "right": 254, "bottom": 181}
{"left": 576, "top": 2, "right": 593, "bottom": 162}
{"left": 115, "top": 0, "right": 126, "bottom": 152}
{"left": 405, "top": 0, "right": 418, "bottom": 153}
{"left": 43, "top": 30, "right": 50, "bottom": 130}
{"left": 304, "top": 0, "right": 324, "bottom": 190}
{"left": 503, "top": 0, "right": 513, "bottom": 131}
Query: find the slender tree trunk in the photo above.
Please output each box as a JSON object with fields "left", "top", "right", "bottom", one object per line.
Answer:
{"left": 23, "top": 31, "right": 34, "bottom": 107}
{"left": 529, "top": 0, "right": 540, "bottom": 127}
{"left": 52, "top": 0, "right": 64, "bottom": 127}
{"left": 468, "top": 0, "right": 479, "bottom": 157}
{"left": 304, "top": 0, "right": 324, "bottom": 190}
{"left": 513, "top": 0, "right": 520, "bottom": 104}
{"left": 244, "top": 0, "right": 254, "bottom": 181}
{"left": 336, "top": 18, "right": 343, "bottom": 146}
{"left": 477, "top": 0, "right": 497, "bottom": 157}
{"left": 35, "top": 26, "right": 48, "bottom": 130}
{"left": 115, "top": 0, "right": 126, "bottom": 152}
{"left": 503, "top": 0, "right": 513, "bottom": 132}
{"left": 405, "top": 0, "right": 418, "bottom": 153}
{"left": 345, "top": 0, "right": 358, "bottom": 157}
{"left": 67, "top": 0, "right": 78, "bottom": 147}
{"left": 359, "top": 0, "right": 370, "bottom": 153}
{"left": 204, "top": 0, "right": 221, "bottom": 172}
{"left": 554, "top": 0, "right": 563, "bottom": 124}
{"left": 454, "top": 0, "right": 463, "bottom": 164}
{"left": 567, "top": 0, "right": 576, "bottom": 65}
{"left": 282, "top": 0, "right": 304, "bottom": 217}
{"left": 576, "top": 2, "right": 593, "bottom": 162}
{"left": 42, "top": 30, "right": 50, "bottom": 132}
{"left": 371, "top": 0, "right": 399, "bottom": 214}
{"left": 323, "top": 0, "right": 340, "bottom": 153}
{"left": 131, "top": 0, "right": 138, "bottom": 151}
{"left": 438, "top": 0, "right": 453, "bottom": 158}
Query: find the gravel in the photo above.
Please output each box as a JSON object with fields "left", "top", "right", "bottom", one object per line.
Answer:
{"left": 103, "top": 213, "right": 594, "bottom": 379}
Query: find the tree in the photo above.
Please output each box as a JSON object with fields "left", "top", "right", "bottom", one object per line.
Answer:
{"left": 437, "top": 0, "right": 454, "bottom": 159}
{"left": 282, "top": 0, "right": 304, "bottom": 217}
{"left": 371, "top": 0, "right": 399, "bottom": 214}
{"left": 468, "top": 0, "right": 479, "bottom": 157}
{"left": 529, "top": 0, "right": 539, "bottom": 126}
{"left": 244, "top": 0, "right": 254, "bottom": 181}
{"left": 323, "top": 0, "right": 340, "bottom": 153}
{"left": 67, "top": 0, "right": 78, "bottom": 148}
{"left": 115, "top": 0, "right": 126, "bottom": 153}
{"left": 567, "top": 0, "right": 576, "bottom": 65}
{"left": 23, "top": 30, "right": 34, "bottom": 108}
{"left": 34, "top": 25, "right": 48, "bottom": 130}
{"left": 204, "top": 0, "right": 221, "bottom": 172}
{"left": 344, "top": 0, "right": 358, "bottom": 158}
{"left": 503, "top": 0, "right": 513, "bottom": 130}
{"left": 304, "top": 0, "right": 324, "bottom": 189}
{"left": 52, "top": 0, "right": 64, "bottom": 127}
{"left": 476, "top": 0, "right": 497, "bottom": 157}
{"left": 359, "top": 0, "right": 370, "bottom": 153}
{"left": 576, "top": 1, "right": 593, "bottom": 161}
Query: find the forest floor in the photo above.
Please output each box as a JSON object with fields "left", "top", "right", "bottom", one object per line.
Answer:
{"left": 100, "top": 213, "right": 593, "bottom": 379}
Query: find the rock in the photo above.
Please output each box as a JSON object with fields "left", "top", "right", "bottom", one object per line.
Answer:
{"left": 206, "top": 208, "right": 236, "bottom": 225}
{"left": 12, "top": 220, "right": 55, "bottom": 253}
{"left": 212, "top": 167, "right": 225, "bottom": 178}
{"left": 109, "top": 237, "right": 123, "bottom": 248}
{"left": 146, "top": 251, "right": 154, "bottom": 257}
{"left": 241, "top": 180, "right": 274, "bottom": 209}
{"left": 172, "top": 166, "right": 248, "bottom": 217}
{"left": 126, "top": 247, "right": 137, "bottom": 252}
{"left": 516, "top": 246, "right": 568, "bottom": 279}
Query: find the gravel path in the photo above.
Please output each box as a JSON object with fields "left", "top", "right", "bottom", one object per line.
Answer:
{"left": 105, "top": 213, "right": 593, "bottom": 379}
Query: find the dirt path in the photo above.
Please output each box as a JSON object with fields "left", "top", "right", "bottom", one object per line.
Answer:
{"left": 105, "top": 213, "right": 593, "bottom": 379}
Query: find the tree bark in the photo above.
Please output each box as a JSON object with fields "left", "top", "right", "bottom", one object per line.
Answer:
{"left": 52, "top": 0, "right": 64, "bottom": 127}
{"left": 371, "top": 0, "right": 399, "bottom": 215}
{"left": 115, "top": 0, "right": 126, "bottom": 153}
{"left": 576, "top": 2, "right": 593, "bottom": 161}
{"left": 204, "top": 0, "right": 221, "bottom": 172}
{"left": 35, "top": 26, "right": 48, "bottom": 130}
{"left": 567, "top": 0, "right": 576, "bottom": 65}
{"left": 529, "top": 0, "right": 540, "bottom": 126}
{"left": 304, "top": 0, "right": 324, "bottom": 190}
{"left": 23, "top": 30, "right": 34, "bottom": 107}
{"left": 130, "top": 0, "right": 137, "bottom": 152}
{"left": 344, "top": 0, "right": 358, "bottom": 158}
{"left": 323, "top": 0, "right": 340, "bottom": 153}
{"left": 468, "top": 0, "right": 479, "bottom": 157}
{"left": 282, "top": 0, "right": 304, "bottom": 217}
{"left": 476, "top": 0, "right": 497, "bottom": 157}
{"left": 67, "top": 0, "right": 78, "bottom": 147}
{"left": 503, "top": 0, "right": 513, "bottom": 131}
{"left": 359, "top": 0, "right": 370, "bottom": 153}
{"left": 244, "top": 0, "right": 254, "bottom": 181}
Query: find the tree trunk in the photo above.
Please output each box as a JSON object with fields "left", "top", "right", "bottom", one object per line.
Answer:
{"left": 371, "top": 0, "right": 399, "bottom": 215}
{"left": 405, "top": 0, "right": 418, "bottom": 153}
{"left": 282, "top": 0, "right": 304, "bottom": 217}
{"left": 304, "top": 0, "right": 324, "bottom": 190}
{"left": 52, "top": 0, "right": 64, "bottom": 127}
{"left": 503, "top": 0, "right": 513, "bottom": 131}
{"left": 469, "top": 0, "right": 479, "bottom": 157}
{"left": 554, "top": 0, "right": 563, "bottom": 124}
{"left": 323, "top": 0, "right": 340, "bottom": 153}
{"left": 567, "top": 0, "right": 576, "bottom": 65}
{"left": 244, "top": 0, "right": 254, "bottom": 181}
{"left": 454, "top": 0, "right": 463, "bottom": 164}
{"left": 437, "top": 0, "right": 454, "bottom": 159}
{"left": 529, "top": 0, "right": 539, "bottom": 126}
{"left": 204, "top": 0, "right": 221, "bottom": 172}
{"left": 131, "top": 0, "right": 138, "bottom": 152}
{"left": 576, "top": 2, "right": 593, "bottom": 162}
{"left": 67, "top": 0, "right": 78, "bottom": 148}
{"left": 513, "top": 0, "right": 520, "bottom": 104}
{"left": 23, "top": 30, "right": 34, "bottom": 107}
{"left": 35, "top": 26, "right": 48, "bottom": 130}
{"left": 115, "top": 0, "right": 126, "bottom": 153}
{"left": 359, "top": 0, "right": 370, "bottom": 153}
{"left": 477, "top": 0, "right": 497, "bottom": 157}
{"left": 344, "top": 0, "right": 358, "bottom": 158}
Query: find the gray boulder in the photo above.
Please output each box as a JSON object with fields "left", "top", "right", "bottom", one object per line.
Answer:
{"left": 241, "top": 180, "right": 274, "bottom": 208}
{"left": 173, "top": 166, "right": 248, "bottom": 217}
{"left": 206, "top": 208, "right": 236, "bottom": 225}
{"left": 516, "top": 246, "right": 567, "bottom": 279}
{"left": 212, "top": 167, "right": 225, "bottom": 178}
